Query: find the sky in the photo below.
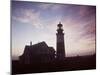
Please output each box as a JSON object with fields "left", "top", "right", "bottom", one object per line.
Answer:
{"left": 11, "top": 1, "right": 96, "bottom": 59}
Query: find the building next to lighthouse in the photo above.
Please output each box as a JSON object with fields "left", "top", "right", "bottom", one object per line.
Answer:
{"left": 19, "top": 41, "right": 55, "bottom": 64}
{"left": 56, "top": 22, "right": 65, "bottom": 60}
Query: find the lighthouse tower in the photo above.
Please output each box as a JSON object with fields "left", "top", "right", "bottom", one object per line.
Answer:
{"left": 56, "top": 22, "right": 65, "bottom": 60}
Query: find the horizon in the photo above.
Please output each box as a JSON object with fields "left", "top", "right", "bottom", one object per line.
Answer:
{"left": 12, "top": 1, "right": 96, "bottom": 59}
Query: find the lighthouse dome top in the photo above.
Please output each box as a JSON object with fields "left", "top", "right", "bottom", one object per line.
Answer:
{"left": 58, "top": 22, "right": 63, "bottom": 27}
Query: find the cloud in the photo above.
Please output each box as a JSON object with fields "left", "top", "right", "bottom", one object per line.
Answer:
{"left": 79, "top": 6, "right": 96, "bottom": 21}
{"left": 79, "top": 6, "right": 90, "bottom": 17}
{"left": 12, "top": 1, "right": 96, "bottom": 57}
{"left": 38, "top": 3, "right": 66, "bottom": 11}
{"left": 61, "top": 9, "right": 96, "bottom": 56}
{"left": 12, "top": 8, "right": 43, "bottom": 29}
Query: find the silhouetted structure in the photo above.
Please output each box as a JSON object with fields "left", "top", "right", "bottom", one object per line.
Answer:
{"left": 12, "top": 22, "right": 96, "bottom": 74}
{"left": 56, "top": 22, "right": 65, "bottom": 60}
{"left": 20, "top": 41, "right": 55, "bottom": 64}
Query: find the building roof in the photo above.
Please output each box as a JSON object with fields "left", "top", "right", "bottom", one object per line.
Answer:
{"left": 23, "top": 41, "right": 55, "bottom": 55}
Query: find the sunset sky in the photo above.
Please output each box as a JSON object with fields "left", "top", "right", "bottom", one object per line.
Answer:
{"left": 12, "top": 1, "right": 96, "bottom": 59}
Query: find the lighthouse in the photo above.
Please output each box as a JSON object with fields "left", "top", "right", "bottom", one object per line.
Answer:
{"left": 56, "top": 22, "right": 65, "bottom": 60}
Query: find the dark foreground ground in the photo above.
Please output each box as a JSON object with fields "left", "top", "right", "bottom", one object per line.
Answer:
{"left": 12, "top": 55, "right": 96, "bottom": 74}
